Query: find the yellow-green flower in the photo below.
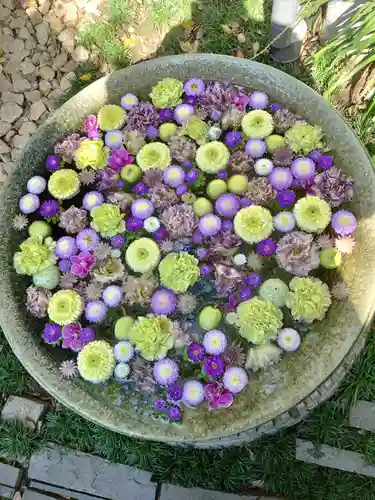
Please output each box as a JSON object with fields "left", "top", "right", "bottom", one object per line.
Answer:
{"left": 136, "top": 142, "right": 171, "bottom": 171}
{"left": 150, "top": 78, "right": 183, "bottom": 109}
{"left": 125, "top": 238, "right": 160, "bottom": 273}
{"left": 184, "top": 115, "right": 209, "bottom": 145}
{"left": 48, "top": 289, "right": 84, "bottom": 325}
{"left": 97, "top": 105, "right": 126, "bottom": 131}
{"left": 285, "top": 122, "right": 324, "bottom": 154}
{"left": 74, "top": 139, "right": 110, "bottom": 170}
{"left": 128, "top": 315, "right": 174, "bottom": 360}
{"left": 48, "top": 169, "right": 80, "bottom": 200}
{"left": 293, "top": 195, "right": 331, "bottom": 233}
{"left": 14, "top": 236, "right": 56, "bottom": 276}
{"left": 286, "top": 277, "right": 331, "bottom": 323}
{"left": 159, "top": 123, "right": 178, "bottom": 142}
{"left": 159, "top": 252, "right": 200, "bottom": 293}
{"left": 234, "top": 206, "right": 273, "bottom": 243}
{"left": 77, "top": 340, "right": 115, "bottom": 383}
{"left": 195, "top": 141, "right": 230, "bottom": 173}
{"left": 91, "top": 203, "right": 125, "bottom": 238}
{"left": 236, "top": 297, "right": 283, "bottom": 344}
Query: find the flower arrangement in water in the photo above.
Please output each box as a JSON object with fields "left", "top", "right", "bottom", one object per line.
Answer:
{"left": 13, "top": 77, "right": 356, "bottom": 423}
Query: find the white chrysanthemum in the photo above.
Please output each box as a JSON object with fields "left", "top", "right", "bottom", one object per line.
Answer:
{"left": 233, "top": 253, "right": 247, "bottom": 266}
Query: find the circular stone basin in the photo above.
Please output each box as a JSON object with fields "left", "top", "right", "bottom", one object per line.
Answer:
{"left": 1, "top": 55, "right": 375, "bottom": 447}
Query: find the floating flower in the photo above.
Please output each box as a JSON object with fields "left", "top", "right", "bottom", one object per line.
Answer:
{"left": 102, "top": 285, "right": 123, "bottom": 307}
{"left": 246, "top": 178, "right": 276, "bottom": 204}
{"left": 122, "top": 273, "right": 158, "bottom": 307}
{"left": 269, "top": 167, "right": 293, "bottom": 191}
{"left": 114, "top": 340, "right": 134, "bottom": 362}
{"left": 169, "top": 134, "right": 197, "bottom": 162}
{"left": 77, "top": 340, "right": 115, "bottom": 383}
{"left": 291, "top": 157, "right": 315, "bottom": 180}
{"left": 83, "top": 115, "right": 100, "bottom": 139}
{"left": 293, "top": 195, "right": 331, "bottom": 233}
{"left": 59, "top": 359, "right": 78, "bottom": 379}
{"left": 174, "top": 103, "right": 194, "bottom": 124}
{"left": 27, "top": 176, "right": 46, "bottom": 195}
{"left": 74, "top": 139, "right": 109, "bottom": 170}
{"left": 62, "top": 323, "right": 93, "bottom": 351}
{"left": 331, "top": 210, "right": 356, "bottom": 236}
{"left": 245, "top": 343, "right": 282, "bottom": 371}
{"left": 177, "top": 294, "right": 197, "bottom": 314}
{"left": 319, "top": 247, "right": 342, "bottom": 269}
{"left": 204, "top": 356, "right": 225, "bottom": 378}
{"left": 46, "top": 155, "right": 60, "bottom": 171}
{"left": 154, "top": 398, "right": 167, "bottom": 411}
{"left": 114, "top": 362, "right": 130, "bottom": 381}
{"left": 237, "top": 297, "right": 283, "bottom": 344}
{"left": 125, "top": 216, "right": 143, "bottom": 232}
{"left": 187, "top": 343, "right": 206, "bottom": 363}
{"left": 167, "top": 405, "right": 182, "bottom": 421}
{"left": 26, "top": 285, "right": 51, "bottom": 318}
{"left": 234, "top": 206, "right": 273, "bottom": 244}
{"left": 39, "top": 199, "right": 60, "bottom": 219}
{"left": 309, "top": 167, "right": 354, "bottom": 206}
{"left": 247, "top": 251, "right": 263, "bottom": 271}
{"left": 92, "top": 257, "right": 126, "bottom": 283}
{"left": 331, "top": 281, "right": 349, "bottom": 300}
{"left": 286, "top": 277, "right": 331, "bottom": 323}
{"left": 85, "top": 300, "right": 107, "bottom": 323}
{"left": 13, "top": 214, "right": 29, "bottom": 231}
{"left": 33, "top": 265, "right": 60, "bottom": 290}
{"left": 159, "top": 252, "right": 200, "bottom": 293}
{"left": 276, "top": 231, "right": 320, "bottom": 276}
{"left": 91, "top": 203, "right": 124, "bottom": 238}
{"left": 223, "top": 367, "right": 248, "bottom": 394}
{"left": 182, "top": 380, "right": 205, "bottom": 406}
{"left": 60, "top": 272, "right": 78, "bottom": 289}
{"left": 257, "top": 238, "right": 276, "bottom": 257}
{"left": 273, "top": 211, "right": 295, "bottom": 232}
{"left": 254, "top": 158, "right": 274, "bottom": 176}
{"left": 59, "top": 206, "right": 88, "bottom": 235}
{"left": 19, "top": 193, "right": 40, "bottom": 214}
{"left": 335, "top": 236, "right": 355, "bottom": 254}
{"left": 108, "top": 147, "right": 134, "bottom": 172}
{"left": 120, "top": 93, "right": 138, "bottom": 110}
{"left": 285, "top": 122, "right": 324, "bottom": 154}
{"left": 198, "top": 214, "right": 222, "bottom": 237}
{"left": 43, "top": 323, "right": 62, "bottom": 344}
{"left": 129, "top": 315, "right": 174, "bottom": 360}
{"left": 204, "top": 381, "right": 233, "bottom": 410}
{"left": 76, "top": 229, "right": 99, "bottom": 252}
{"left": 151, "top": 288, "right": 177, "bottom": 315}
{"left": 125, "top": 238, "right": 160, "bottom": 273}
{"left": 203, "top": 330, "right": 227, "bottom": 355}
{"left": 131, "top": 199, "right": 154, "bottom": 220}
{"left": 196, "top": 141, "right": 230, "bottom": 173}
{"left": 97, "top": 105, "right": 126, "bottom": 131}
{"left": 136, "top": 142, "right": 171, "bottom": 171}
{"left": 215, "top": 193, "right": 240, "bottom": 218}
{"left": 249, "top": 91, "right": 268, "bottom": 109}
{"left": 184, "top": 78, "right": 205, "bottom": 96}
{"left": 242, "top": 110, "right": 274, "bottom": 138}
{"left": 153, "top": 358, "right": 179, "bottom": 386}
{"left": 84, "top": 281, "right": 102, "bottom": 301}
{"left": 48, "top": 290, "right": 84, "bottom": 325}
{"left": 150, "top": 78, "right": 183, "bottom": 109}
{"left": 277, "top": 328, "right": 301, "bottom": 351}
{"left": 14, "top": 236, "right": 56, "bottom": 276}
{"left": 222, "top": 343, "right": 246, "bottom": 366}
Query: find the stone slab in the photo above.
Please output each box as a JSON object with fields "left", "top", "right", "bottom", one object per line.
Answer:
{"left": 22, "top": 490, "right": 57, "bottom": 500}
{"left": 0, "top": 485, "right": 15, "bottom": 499}
{"left": 28, "top": 444, "right": 155, "bottom": 500}
{"left": 0, "top": 462, "right": 23, "bottom": 487}
{"left": 296, "top": 439, "right": 375, "bottom": 477}
{"left": 29, "top": 481, "right": 107, "bottom": 500}
{"left": 349, "top": 400, "right": 375, "bottom": 432}
{"left": 159, "top": 484, "right": 259, "bottom": 500}
{"left": 1, "top": 396, "right": 46, "bottom": 429}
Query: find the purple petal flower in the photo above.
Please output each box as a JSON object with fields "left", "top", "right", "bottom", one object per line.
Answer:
{"left": 245, "top": 272, "right": 262, "bottom": 287}
{"left": 203, "top": 356, "right": 224, "bottom": 378}
{"left": 58, "top": 259, "right": 71, "bottom": 273}
{"left": 71, "top": 251, "right": 96, "bottom": 278}
{"left": 76, "top": 229, "right": 100, "bottom": 252}
{"left": 153, "top": 359, "right": 179, "bottom": 386}
{"left": 257, "top": 239, "right": 276, "bottom": 256}
{"left": 154, "top": 227, "right": 169, "bottom": 241}
{"left": 146, "top": 125, "right": 159, "bottom": 139}
{"left": 291, "top": 157, "right": 316, "bottom": 180}
{"left": 200, "top": 264, "right": 213, "bottom": 276}
{"left": 62, "top": 323, "right": 86, "bottom": 351}
{"left": 240, "top": 197, "right": 252, "bottom": 207}
{"left": 225, "top": 131, "right": 242, "bottom": 148}
{"left": 184, "top": 78, "right": 205, "bottom": 96}
{"left": 83, "top": 115, "right": 100, "bottom": 139}
{"left": 40, "top": 199, "right": 60, "bottom": 218}
{"left": 46, "top": 155, "right": 60, "bottom": 172}
{"left": 276, "top": 190, "right": 296, "bottom": 207}
{"left": 182, "top": 380, "right": 205, "bottom": 406}
{"left": 105, "top": 130, "right": 123, "bottom": 149}
{"left": 238, "top": 285, "right": 253, "bottom": 301}
{"left": 176, "top": 184, "right": 188, "bottom": 196}
{"left": 331, "top": 210, "right": 357, "bottom": 236}
{"left": 270, "top": 103, "right": 281, "bottom": 112}
{"left": 110, "top": 235, "right": 125, "bottom": 248}
{"left": 309, "top": 149, "right": 322, "bottom": 162}
{"left": 269, "top": 167, "right": 293, "bottom": 190}
{"left": 188, "top": 343, "right": 206, "bottom": 362}
{"left": 151, "top": 288, "right": 177, "bottom": 315}
{"left": 174, "top": 104, "right": 194, "bottom": 124}
{"left": 56, "top": 236, "right": 77, "bottom": 259}
{"left": 215, "top": 193, "right": 240, "bottom": 219}
{"left": 230, "top": 91, "right": 250, "bottom": 111}
{"left": 248, "top": 91, "right": 269, "bottom": 109}
{"left": 167, "top": 383, "right": 183, "bottom": 402}
{"left": 245, "top": 139, "right": 266, "bottom": 158}
{"left": 163, "top": 165, "right": 186, "bottom": 188}
{"left": 186, "top": 168, "right": 199, "bottom": 184}
{"left": 133, "top": 182, "right": 148, "bottom": 195}
{"left": 217, "top": 169, "right": 228, "bottom": 180}
{"left": 126, "top": 216, "right": 144, "bottom": 232}
{"left": 317, "top": 155, "right": 334, "bottom": 171}
{"left": 223, "top": 367, "right": 248, "bottom": 394}
{"left": 222, "top": 219, "right": 234, "bottom": 232}
{"left": 159, "top": 108, "right": 173, "bottom": 120}
{"left": 167, "top": 405, "right": 182, "bottom": 421}
{"left": 199, "top": 214, "right": 222, "bottom": 237}
{"left": 154, "top": 398, "right": 167, "bottom": 411}
{"left": 185, "top": 95, "right": 197, "bottom": 106}
{"left": 131, "top": 199, "right": 154, "bottom": 220}
{"left": 102, "top": 285, "right": 123, "bottom": 307}
{"left": 85, "top": 300, "right": 107, "bottom": 323}
{"left": 204, "top": 381, "right": 233, "bottom": 410}
{"left": 80, "top": 327, "right": 95, "bottom": 343}
{"left": 43, "top": 324, "right": 62, "bottom": 344}
{"left": 108, "top": 147, "right": 134, "bottom": 172}
{"left": 19, "top": 194, "right": 40, "bottom": 215}
{"left": 120, "top": 93, "right": 138, "bottom": 110}
{"left": 82, "top": 191, "right": 104, "bottom": 211}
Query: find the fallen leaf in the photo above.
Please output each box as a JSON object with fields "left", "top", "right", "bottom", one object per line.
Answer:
{"left": 182, "top": 20, "right": 194, "bottom": 29}
{"left": 228, "top": 21, "right": 240, "bottom": 30}
{"left": 179, "top": 40, "right": 199, "bottom": 53}
{"left": 252, "top": 41, "right": 260, "bottom": 55}
{"left": 123, "top": 37, "right": 137, "bottom": 48}
{"left": 221, "top": 24, "right": 232, "bottom": 35}
{"left": 237, "top": 33, "right": 246, "bottom": 44}
{"left": 235, "top": 47, "right": 245, "bottom": 58}
{"left": 79, "top": 73, "right": 92, "bottom": 81}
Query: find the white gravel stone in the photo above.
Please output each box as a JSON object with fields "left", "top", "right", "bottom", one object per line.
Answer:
{"left": 35, "top": 22, "right": 50, "bottom": 46}
{"left": 2, "top": 0, "right": 15, "bottom": 9}
{"left": 39, "top": 65, "right": 55, "bottom": 80}
{"left": 12, "top": 134, "right": 30, "bottom": 149}
{"left": 4, "top": 129, "right": 17, "bottom": 143}
{"left": 60, "top": 60, "right": 77, "bottom": 73}
{"left": 72, "top": 45, "right": 89, "bottom": 62}
{"left": 0, "top": 140, "right": 10, "bottom": 155}
{"left": 39, "top": 79, "right": 51, "bottom": 95}
{"left": 0, "top": 121, "right": 12, "bottom": 137}
{"left": 60, "top": 72, "right": 75, "bottom": 91}
{"left": 1, "top": 91, "right": 24, "bottom": 106}
{"left": 0, "top": 102, "right": 23, "bottom": 124}
{"left": 19, "top": 121, "right": 37, "bottom": 135}
{"left": 0, "top": 7, "right": 11, "bottom": 22}
{"left": 26, "top": 7, "right": 43, "bottom": 26}
{"left": 57, "top": 27, "right": 76, "bottom": 53}
{"left": 5, "top": 38, "right": 25, "bottom": 54}
{"left": 25, "top": 90, "right": 42, "bottom": 103}
{"left": 45, "top": 14, "right": 63, "bottom": 33}
{"left": 0, "top": 74, "right": 12, "bottom": 91}
{"left": 20, "top": 60, "right": 36, "bottom": 76}
{"left": 9, "top": 16, "right": 26, "bottom": 30}
{"left": 18, "top": 26, "right": 31, "bottom": 40}
{"left": 29, "top": 100, "right": 47, "bottom": 121}
{"left": 52, "top": 51, "right": 68, "bottom": 69}
{"left": 39, "top": 0, "right": 51, "bottom": 16}
{"left": 63, "top": 4, "right": 78, "bottom": 26}
{"left": 12, "top": 76, "right": 31, "bottom": 93}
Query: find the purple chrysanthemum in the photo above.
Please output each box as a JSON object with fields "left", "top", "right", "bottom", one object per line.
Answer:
{"left": 151, "top": 288, "right": 177, "bottom": 315}
{"left": 167, "top": 405, "right": 182, "bottom": 421}
{"left": 126, "top": 216, "right": 143, "bottom": 232}
{"left": 159, "top": 108, "right": 173, "bottom": 120}
{"left": 133, "top": 182, "right": 148, "bottom": 195}
{"left": 43, "top": 324, "right": 62, "bottom": 344}
{"left": 154, "top": 398, "right": 167, "bottom": 411}
{"left": 153, "top": 359, "right": 179, "bottom": 386}
{"left": 184, "top": 78, "right": 205, "bottom": 96}
{"left": 40, "top": 199, "right": 60, "bottom": 218}
{"left": 245, "top": 272, "right": 262, "bottom": 287}
{"left": 276, "top": 190, "right": 296, "bottom": 207}
{"left": 167, "top": 383, "right": 183, "bottom": 402}
{"left": 317, "top": 155, "right": 334, "bottom": 171}
{"left": 58, "top": 259, "right": 71, "bottom": 273}
{"left": 225, "top": 131, "right": 242, "bottom": 148}
{"left": 127, "top": 101, "right": 160, "bottom": 133}
{"left": 85, "top": 300, "right": 107, "bottom": 323}
{"left": 309, "top": 167, "right": 354, "bottom": 207}
{"left": 56, "top": 236, "right": 77, "bottom": 259}
{"left": 203, "top": 356, "right": 224, "bottom": 378}
{"left": 188, "top": 343, "right": 206, "bottom": 363}
{"left": 110, "top": 235, "right": 125, "bottom": 248}
{"left": 257, "top": 239, "right": 276, "bottom": 257}
{"left": 76, "top": 229, "right": 100, "bottom": 252}
{"left": 238, "top": 285, "right": 253, "bottom": 301}
{"left": 248, "top": 91, "right": 269, "bottom": 109}
{"left": 331, "top": 210, "right": 357, "bottom": 236}
{"left": 83, "top": 115, "right": 100, "bottom": 139}
{"left": 96, "top": 168, "right": 119, "bottom": 191}
{"left": 46, "top": 155, "right": 60, "bottom": 172}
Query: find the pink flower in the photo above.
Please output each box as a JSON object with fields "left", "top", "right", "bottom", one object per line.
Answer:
{"left": 71, "top": 251, "right": 96, "bottom": 278}
{"left": 230, "top": 91, "right": 250, "bottom": 112}
{"left": 62, "top": 323, "right": 84, "bottom": 351}
{"left": 204, "top": 381, "right": 233, "bottom": 410}
{"left": 108, "top": 147, "right": 134, "bottom": 172}
{"left": 83, "top": 115, "right": 100, "bottom": 139}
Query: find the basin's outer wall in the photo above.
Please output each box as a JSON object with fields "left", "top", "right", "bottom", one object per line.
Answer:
{"left": 1, "top": 55, "right": 375, "bottom": 446}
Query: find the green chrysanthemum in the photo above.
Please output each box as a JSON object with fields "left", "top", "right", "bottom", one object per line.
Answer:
{"left": 285, "top": 122, "right": 324, "bottom": 154}
{"left": 125, "top": 238, "right": 161, "bottom": 273}
{"left": 285, "top": 277, "right": 331, "bottom": 323}
{"left": 184, "top": 115, "right": 209, "bottom": 145}
{"left": 236, "top": 297, "right": 283, "bottom": 344}
{"left": 149, "top": 78, "right": 183, "bottom": 109}
{"left": 234, "top": 206, "right": 273, "bottom": 243}
{"left": 159, "top": 252, "right": 200, "bottom": 293}
{"left": 48, "top": 169, "right": 80, "bottom": 200}
{"left": 74, "top": 139, "right": 110, "bottom": 170}
{"left": 195, "top": 141, "right": 230, "bottom": 173}
{"left": 242, "top": 110, "right": 274, "bottom": 138}
{"left": 128, "top": 315, "right": 174, "bottom": 360}
{"left": 77, "top": 340, "right": 115, "bottom": 383}
{"left": 14, "top": 236, "right": 56, "bottom": 276}
{"left": 293, "top": 195, "right": 331, "bottom": 233}
{"left": 136, "top": 142, "right": 171, "bottom": 171}
{"left": 97, "top": 105, "right": 126, "bottom": 131}
{"left": 48, "top": 289, "right": 84, "bottom": 325}
{"left": 33, "top": 265, "right": 60, "bottom": 290}
{"left": 91, "top": 203, "right": 125, "bottom": 238}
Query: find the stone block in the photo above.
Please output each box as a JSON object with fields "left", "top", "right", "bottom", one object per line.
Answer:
{"left": 1, "top": 396, "right": 46, "bottom": 429}
{"left": 28, "top": 444, "right": 156, "bottom": 500}
{"left": 296, "top": 439, "right": 375, "bottom": 477}
{"left": 22, "top": 490, "right": 56, "bottom": 500}
{"left": 349, "top": 400, "right": 375, "bottom": 432}
{"left": 0, "top": 485, "right": 14, "bottom": 499}
{"left": 28, "top": 481, "right": 101, "bottom": 500}
{"left": 160, "top": 485, "right": 258, "bottom": 500}
{"left": 0, "top": 462, "right": 23, "bottom": 488}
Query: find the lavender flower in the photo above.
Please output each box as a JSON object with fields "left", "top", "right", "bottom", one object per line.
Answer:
{"left": 168, "top": 135, "right": 197, "bottom": 163}
{"left": 276, "top": 231, "right": 320, "bottom": 276}
{"left": 83, "top": 115, "right": 100, "bottom": 139}
{"left": 54, "top": 133, "right": 84, "bottom": 163}
{"left": 273, "top": 147, "right": 294, "bottom": 167}
{"left": 167, "top": 383, "right": 183, "bottom": 402}
{"left": 40, "top": 199, "right": 60, "bottom": 218}
{"left": 96, "top": 168, "right": 119, "bottom": 191}
{"left": 126, "top": 101, "right": 160, "bottom": 133}
{"left": 59, "top": 206, "right": 88, "bottom": 234}
{"left": 309, "top": 167, "right": 354, "bottom": 206}
{"left": 229, "top": 151, "right": 254, "bottom": 173}
{"left": 161, "top": 203, "right": 197, "bottom": 239}
{"left": 167, "top": 405, "right": 182, "bottom": 421}
{"left": 26, "top": 285, "right": 51, "bottom": 318}
{"left": 187, "top": 343, "right": 206, "bottom": 362}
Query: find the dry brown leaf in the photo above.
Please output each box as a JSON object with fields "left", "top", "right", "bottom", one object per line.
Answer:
{"left": 237, "top": 33, "right": 246, "bottom": 44}
{"left": 235, "top": 47, "right": 245, "bottom": 59}
{"left": 221, "top": 24, "right": 232, "bottom": 35}
{"left": 179, "top": 40, "right": 199, "bottom": 53}
{"left": 195, "top": 28, "right": 203, "bottom": 41}
{"left": 228, "top": 21, "right": 240, "bottom": 30}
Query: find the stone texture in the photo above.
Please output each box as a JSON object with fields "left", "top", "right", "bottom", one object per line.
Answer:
{"left": 0, "top": 102, "right": 23, "bottom": 124}
{"left": 19, "top": 121, "right": 37, "bottom": 135}
{"left": 349, "top": 400, "right": 375, "bottom": 432}
{"left": 12, "top": 77, "right": 31, "bottom": 93}
{"left": 160, "top": 485, "right": 258, "bottom": 500}
{"left": 35, "top": 22, "right": 50, "bottom": 46}
{"left": 0, "top": 122, "right": 12, "bottom": 137}
{"left": 296, "top": 439, "right": 375, "bottom": 477}
{"left": 1, "top": 92, "right": 23, "bottom": 106}
{"left": 12, "top": 134, "right": 30, "bottom": 149}
{"left": 0, "top": 485, "right": 14, "bottom": 499}
{"left": 28, "top": 481, "right": 105, "bottom": 500}
{"left": 26, "top": 7, "right": 43, "bottom": 26}
{"left": 52, "top": 51, "right": 68, "bottom": 70}
{"left": 20, "top": 60, "right": 36, "bottom": 76}
{"left": 1, "top": 395, "right": 46, "bottom": 428}
{"left": 39, "top": 80, "right": 52, "bottom": 95}
{"left": 0, "top": 140, "right": 10, "bottom": 154}
{"left": 0, "top": 462, "right": 22, "bottom": 488}
{"left": 29, "top": 101, "right": 47, "bottom": 121}
{"left": 25, "top": 90, "right": 42, "bottom": 103}
{"left": 39, "top": 66, "right": 55, "bottom": 81}
{"left": 28, "top": 444, "right": 156, "bottom": 500}
{"left": 72, "top": 45, "right": 89, "bottom": 62}
{"left": 22, "top": 491, "right": 55, "bottom": 500}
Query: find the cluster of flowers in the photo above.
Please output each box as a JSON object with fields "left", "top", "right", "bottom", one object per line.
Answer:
{"left": 12, "top": 76, "right": 356, "bottom": 422}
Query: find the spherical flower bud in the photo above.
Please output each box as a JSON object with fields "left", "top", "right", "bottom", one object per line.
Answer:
{"left": 208, "top": 126, "right": 222, "bottom": 141}
{"left": 245, "top": 272, "right": 262, "bottom": 287}
{"left": 331, "top": 210, "right": 356, "bottom": 236}
{"left": 203, "top": 330, "right": 227, "bottom": 355}
{"left": 233, "top": 253, "right": 247, "bottom": 266}
{"left": 103, "top": 285, "right": 123, "bottom": 307}
{"left": 83, "top": 191, "right": 104, "bottom": 211}
{"left": 227, "top": 175, "right": 248, "bottom": 195}
{"left": 159, "top": 123, "right": 177, "bottom": 141}
{"left": 114, "top": 362, "right": 130, "bottom": 380}
{"left": 131, "top": 199, "right": 154, "bottom": 220}
{"left": 199, "top": 213, "right": 222, "bottom": 237}
{"left": 114, "top": 340, "right": 134, "bottom": 362}
{"left": 320, "top": 248, "right": 342, "bottom": 269}
{"left": 269, "top": 167, "right": 293, "bottom": 190}
{"left": 248, "top": 91, "right": 269, "bottom": 109}
{"left": 153, "top": 358, "right": 179, "bottom": 386}
{"left": 19, "top": 193, "right": 40, "bottom": 214}
{"left": 291, "top": 157, "right": 315, "bottom": 180}
{"left": 163, "top": 165, "right": 185, "bottom": 187}
{"left": 207, "top": 179, "right": 227, "bottom": 200}
{"left": 56, "top": 236, "right": 77, "bottom": 258}
{"left": 120, "top": 93, "right": 138, "bottom": 110}
{"left": 173, "top": 103, "right": 194, "bottom": 124}
{"left": 144, "top": 216, "right": 161, "bottom": 233}
{"left": 254, "top": 158, "right": 273, "bottom": 176}
{"left": 222, "top": 220, "right": 234, "bottom": 232}
{"left": 167, "top": 405, "right": 182, "bottom": 421}
{"left": 182, "top": 380, "right": 205, "bottom": 406}
{"left": 151, "top": 288, "right": 177, "bottom": 315}
{"left": 223, "top": 367, "right": 248, "bottom": 394}
{"left": 277, "top": 328, "right": 301, "bottom": 351}
{"left": 177, "top": 184, "right": 188, "bottom": 197}
{"left": 27, "top": 176, "right": 46, "bottom": 195}
{"left": 199, "top": 305, "right": 222, "bottom": 330}
{"left": 85, "top": 300, "right": 107, "bottom": 323}
{"left": 245, "top": 139, "right": 266, "bottom": 158}
{"left": 273, "top": 211, "right": 296, "bottom": 232}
